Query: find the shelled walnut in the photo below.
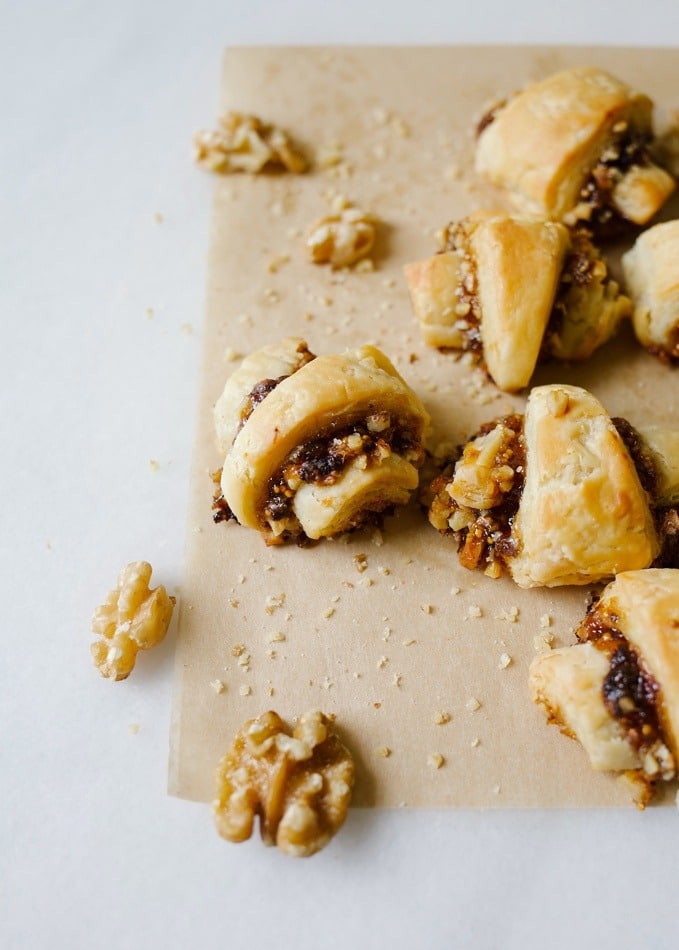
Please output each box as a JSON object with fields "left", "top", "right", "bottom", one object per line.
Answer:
{"left": 213, "top": 710, "right": 355, "bottom": 857}
{"left": 194, "top": 112, "right": 307, "bottom": 174}
{"left": 91, "top": 561, "right": 175, "bottom": 681}
{"left": 306, "top": 204, "right": 376, "bottom": 269}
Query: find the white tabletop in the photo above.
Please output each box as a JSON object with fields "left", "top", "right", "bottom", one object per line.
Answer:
{"left": 3, "top": 3, "right": 679, "bottom": 948}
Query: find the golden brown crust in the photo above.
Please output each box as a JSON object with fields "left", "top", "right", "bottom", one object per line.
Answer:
{"left": 599, "top": 569, "right": 679, "bottom": 761}
{"left": 471, "top": 216, "right": 569, "bottom": 390}
{"left": 219, "top": 344, "right": 430, "bottom": 542}
{"left": 622, "top": 219, "right": 679, "bottom": 358}
{"left": 510, "top": 385, "right": 658, "bottom": 587}
{"left": 476, "top": 66, "right": 673, "bottom": 224}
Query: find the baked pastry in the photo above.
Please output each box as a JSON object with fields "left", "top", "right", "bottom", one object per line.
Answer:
{"left": 622, "top": 219, "right": 679, "bottom": 362}
{"left": 404, "top": 212, "right": 630, "bottom": 390}
{"left": 475, "top": 67, "right": 675, "bottom": 235}
{"left": 213, "top": 338, "right": 430, "bottom": 544}
{"left": 529, "top": 569, "right": 679, "bottom": 806}
{"left": 428, "top": 384, "right": 679, "bottom": 587}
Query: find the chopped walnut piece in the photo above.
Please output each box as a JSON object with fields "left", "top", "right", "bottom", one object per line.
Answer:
{"left": 213, "top": 710, "right": 354, "bottom": 858}
{"left": 194, "top": 112, "right": 307, "bottom": 175}
{"left": 91, "top": 561, "right": 175, "bottom": 681}
{"left": 306, "top": 205, "right": 377, "bottom": 269}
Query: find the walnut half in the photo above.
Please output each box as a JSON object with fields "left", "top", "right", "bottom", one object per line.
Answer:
{"left": 194, "top": 112, "right": 307, "bottom": 175}
{"left": 213, "top": 710, "right": 355, "bottom": 857}
{"left": 91, "top": 561, "right": 175, "bottom": 681}
{"left": 306, "top": 205, "right": 376, "bottom": 269}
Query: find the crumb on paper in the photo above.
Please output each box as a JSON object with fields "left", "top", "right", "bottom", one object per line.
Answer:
{"left": 450, "top": 586, "right": 460, "bottom": 596}
{"left": 267, "top": 254, "right": 290, "bottom": 274}
{"left": 153, "top": 212, "right": 163, "bottom": 224}
{"left": 322, "top": 607, "right": 335, "bottom": 620}
{"left": 128, "top": 723, "right": 141, "bottom": 735}
{"left": 533, "top": 633, "right": 555, "bottom": 653}
{"left": 223, "top": 347, "right": 241, "bottom": 362}
{"left": 239, "top": 684, "right": 252, "bottom": 697}
{"left": 265, "top": 593, "right": 286, "bottom": 614}
{"left": 149, "top": 459, "right": 160, "bottom": 472}
{"left": 427, "top": 753, "right": 445, "bottom": 770}
{"left": 498, "top": 653, "right": 512, "bottom": 670}
{"left": 402, "top": 638, "right": 416, "bottom": 647}
{"left": 540, "top": 614, "right": 552, "bottom": 628}
{"left": 194, "top": 112, "right": 307, "bottom": 175}
{"left": 420, "top": 604, "right": 433, "bottom": 614}
{"left": 465, "top": 605, "right": 483, "bottom": 620}
{"left": 375, "top": 746, "right": 392, "bottom": 758}
{"left": 466, "top": 697, "right": 481, "bottom": 712}
{"left": 433, "top": 711, "right": 451, "bottom": 726}
{"left": 392, "top": 674, "right": 402, "bottom": 688}
{"left": 376, "top": 656, "right": 388, "bottom": 670}
{"left": 471, "top": 737, "right": 480, "bottom": 748}
{"left": 231, "top": 643, "right": 246, "bottom": 657}
{"left": 211, "top": 679, "right": 226, "bottom": 694}
{"left": 495, "top": 606, "right": 519, "bottom": 623}
{"left": 268, "top": 631, "right": 286, "bottom": 643}
{"left": 359, "top": 577, "right": 374, "bottom": 588}
{"left": 354, "top": 553, "right": 368, "bottom": 573}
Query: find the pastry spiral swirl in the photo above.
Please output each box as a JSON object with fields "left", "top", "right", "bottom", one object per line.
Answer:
{"left": 214, "top": 339, "right": 430, "bottom": 544}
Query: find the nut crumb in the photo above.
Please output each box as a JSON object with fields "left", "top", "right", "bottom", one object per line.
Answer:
{"left": 322, "top": 607, "right": 335, "bottom": 620}
{"left": 465, "top": 605, "right": 483, "bottom": 620}
{"left": 211, "top": 679, "right": 226, "bottom": 694}
{"left": 540, "top": 614, "right": 552, "bottom": 628}
{"left": 498, "top": 653, "right": 512, "bottom": 670}
{"left": 402, "top": 638, "right": 416, "bottom": 647}
{"left": 231, "top": 643, "right": 246, "bottom": 657}
{"left": 376, "top": 655, "right": 388, "bottom": 669}
{"left": 194, "top": 112, "right": 307, "bottom": 175}
{"left": 375, "top": 746, "right": 392, "bottom": 758}
{"left": 239, "top": 684, "right": 252, "bottom": 697}
{"left": 466, "top": 697, "right": 481, "bottom": 712}
{"left": 427, "top": 753, "right": 445, "bottom": 770}
{"left": 213, "top": 710, "right": 354, "bottom": 857}
{"left": 90, "top": 561, "right": 175, "bottom": 681}
{"left": 433, "top": 711, "right": 451, "bottom": 725}
{"left": 392, "top": 674, "right": 402, "bottom": 688}
{"left": 268, "top": 631, "right": 286, "bottom": 643}
{"left": 420, "top": 604, "right": 433, "bottom": 614}
{"left": 470, "top": 737, "right": 480, "bottom": 748}
{"left": 353, "top": 553, "right": 368, "bottom": 573}
{"left": 495, "top": 606, "right": 519, "bottom": 623}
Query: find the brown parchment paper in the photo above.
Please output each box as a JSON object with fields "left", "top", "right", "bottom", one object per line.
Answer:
{"left": 169, "top": 46, "right": 679, "bottom": 808}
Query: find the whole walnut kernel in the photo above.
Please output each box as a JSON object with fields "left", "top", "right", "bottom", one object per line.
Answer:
{"left": 306, "top": 205, "right": 376, "bottom": 269}
{"left": 91, "top": 561, "right": 175, "bottom": 681}
{"left": 194, "top": 112, "right": 307, "bottom": 175}
{"left": 213, "top": 710, "right": 355, "bottom": 857}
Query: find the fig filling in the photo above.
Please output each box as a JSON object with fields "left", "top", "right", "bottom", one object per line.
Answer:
{"left": 577, "top": 604, "right": 675, "bottom": 782}
{"left": 261, "top": 416, "right": 424, "bottom": 541}
{"left": 428, "top": 414, "right": 525, "bottom": 575}
{"left": 576, "top": 130, "right": 652, "bottom": 235}
{"left": 430, "top": 412, "right": 679, "bottom": 576}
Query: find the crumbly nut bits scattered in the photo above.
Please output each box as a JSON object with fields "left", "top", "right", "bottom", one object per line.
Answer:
{"left": 91, "top": 561, "right": 175, "bottom": 681}
{"left": 305, "top": 202, "right": 377, "bottom": 269}
{"left": 213, "top": 710, "right": 354, "bottom": 857}
{"left": 194, "top": 112, "right": 308, "bottom": 175}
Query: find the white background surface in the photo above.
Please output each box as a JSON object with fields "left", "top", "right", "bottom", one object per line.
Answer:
{"left": 3, "top": 3, "right": 679, "bottom": 948}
